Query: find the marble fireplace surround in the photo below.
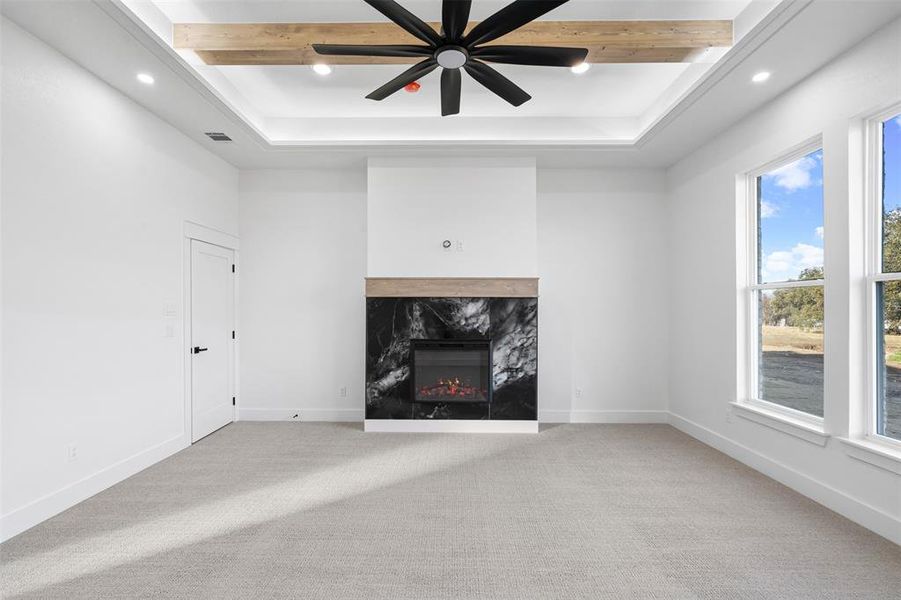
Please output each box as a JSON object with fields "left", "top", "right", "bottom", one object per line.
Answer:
{"left": 365, "top": 278, "right": 538, "bottom": 433}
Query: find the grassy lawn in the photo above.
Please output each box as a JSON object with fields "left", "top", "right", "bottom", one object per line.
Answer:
{"left": 763, "top": 325, "right": 901, "bottom": 368}
{"left": 762, "top": 326, "right": 823, "bottom": 354}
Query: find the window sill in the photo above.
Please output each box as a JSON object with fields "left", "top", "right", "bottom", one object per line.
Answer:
{"left": 729, "top": 401, "right": 829, "bottom": 446}
{"left": 838, "top": 437, "right": 901, "bottom": 475}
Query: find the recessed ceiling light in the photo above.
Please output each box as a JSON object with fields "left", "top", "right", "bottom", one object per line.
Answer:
{"left": 136, "top": 73, "right": 155, "bottom": 85}
{"left": 752, "top": 71, "right": 771, "bottom": 83}
{"left": 571, "top": 62, "right": 590, "bottom": 74}
{"left": 313, "top": 64, "right": 332, "bottom": 76}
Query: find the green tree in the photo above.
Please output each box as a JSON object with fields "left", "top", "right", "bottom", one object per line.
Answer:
{"left": 882, "top": 207, "right": 901, "bottom": 273}
{"left": 761, "top": 207, "right": 901, "bottom": 331}
{"left": 882, "top": 208, "right": 901, "bottom": 332}
{"left": 762, "top": 267, "right": 824, "bottom": 329}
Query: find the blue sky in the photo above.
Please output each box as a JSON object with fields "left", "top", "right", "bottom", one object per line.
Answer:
{"left": 884, "top": 114, "right": 901, "bottom": 219}
{"left": 756, "top": 115, "right": 901, "bottom": 282}
{"left": 758, "top": 149, "right": 824, "bottom": 283}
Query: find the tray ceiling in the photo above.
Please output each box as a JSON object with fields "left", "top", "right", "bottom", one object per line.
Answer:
{"left": 123, "top": 0, "right": 766, "bottom": 143}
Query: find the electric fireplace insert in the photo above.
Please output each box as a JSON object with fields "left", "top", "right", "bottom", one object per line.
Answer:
{"left": 411, "top": 339, "right": 492, "bottom": 404}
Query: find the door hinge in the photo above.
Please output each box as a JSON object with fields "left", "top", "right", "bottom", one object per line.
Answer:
{"left": 231, "top": 264, "right": 235, "bottom": 273}
{"left": 232, "top": 397, "right": 236, "bottom": 406}
{"left": 232, "top": 330, "right": 235, "bottom": 340}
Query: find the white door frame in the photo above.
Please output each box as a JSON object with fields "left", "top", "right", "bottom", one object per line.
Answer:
{"left": 183, "top": 221, "right": 240, "bottom": 444}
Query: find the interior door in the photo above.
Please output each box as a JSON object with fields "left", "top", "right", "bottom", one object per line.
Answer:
{"left": 190, "top": 239, "right": 234, "bottom": 442}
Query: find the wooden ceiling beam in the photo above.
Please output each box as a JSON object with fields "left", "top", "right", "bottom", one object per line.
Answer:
{"left": 174, "top": 20, "right": 731, "bottom": 65}
{"left": 194, "top": 46, "right": 705, "bottom": 66}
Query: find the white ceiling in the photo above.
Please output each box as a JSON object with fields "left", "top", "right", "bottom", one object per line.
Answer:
{"left": 129, "top": 0, "right": 758, "bottom": 141}
{"left": 214, "top": 63, "right": 693, "bottom": 119}
{"left": 149, "top": 0, "right": 756, "bottom": 24}
{"left": 4, "top": 0, "right": 901, "bottom": 168}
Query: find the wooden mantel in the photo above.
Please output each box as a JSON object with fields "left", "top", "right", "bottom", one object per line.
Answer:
{"left": 365, "top": 277, "right": 538, "bottom": 298}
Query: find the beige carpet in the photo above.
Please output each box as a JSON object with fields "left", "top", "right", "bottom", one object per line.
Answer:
{"left": 1, "top": 423, "right": 899, "bottom": 599}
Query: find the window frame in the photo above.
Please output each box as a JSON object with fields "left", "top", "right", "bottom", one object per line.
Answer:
{"left": 741, "top": 138, "right": 826, "bottom": 426}
{"left": 865, "top": 103, "right": 901, "bottom": 449}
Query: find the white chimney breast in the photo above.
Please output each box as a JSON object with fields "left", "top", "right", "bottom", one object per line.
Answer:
{"left": 366, "top": 157, "right": 537, "bottom": 278}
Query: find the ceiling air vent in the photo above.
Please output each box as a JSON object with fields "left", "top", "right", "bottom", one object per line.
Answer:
{"left": 204, "top": 132, "right": 232, "bottom": 142}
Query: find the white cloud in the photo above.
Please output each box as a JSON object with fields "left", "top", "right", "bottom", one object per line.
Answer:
{"left": 764, "top": 155, "right": 820, "bottom": 191}
{"left": 764, "top": 250, "right": 794, "bottom": 275}
{"left": 764, "top": 243, "right": 824, "bottom": 279}
{"left": 815, "top": 226, "right": 824, "bottom": 239}
{"left": 794, "top": 243, "right": 824, "bottom": 269}
{"left": 760, "top": 200, "right": 778, "bottom": 218}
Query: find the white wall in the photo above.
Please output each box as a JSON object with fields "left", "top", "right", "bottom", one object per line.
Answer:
{"left": 238, "top": 170, "right": 366, "bottom": 421}
{"left": 0, "top": 19, "right": 239, "bottom": 541}
{"left": 4, "top": 0, "right": 897, "bottom": 549}
{"left": 538, "top": 169, "right": 669, "bottom": 423}
{"left": 237, "top": 165, "right": 668, "bottom": 424}
{"left": 367, "top": 157, "right": 537, "bottom": 277}
{"left": 666, "top": 18, "right": 901, "bottom": 544}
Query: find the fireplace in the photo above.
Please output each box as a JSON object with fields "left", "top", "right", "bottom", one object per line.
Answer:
{"left": 411, "top": 339, "right": 492, "bottom": 404}
{"left": 365, "top": 294, "right": 537, "bottom": 422}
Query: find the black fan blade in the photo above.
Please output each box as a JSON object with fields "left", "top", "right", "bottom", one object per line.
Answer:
{"left": 313, "top": 44, "right": 433, "bottom": 58}
{"left": 472, "top": 45, "right": 587, "bottom": 67}
{"left": 463, "top": 60, "right": 531, "bottom": 107}
{"left": 366, "top": 59, "right": 438, "bottom": 101}
{"left": 441, "top": 68, "right": 462, "bottom": 116}
{"left": 442, "top": 0, "right": 472, "bottom": 41}
{"left": 463, "top": 0, "right": 570, "bottom": 47}
{"left": 364, "top": 0, "right": 441, "bottom": 46}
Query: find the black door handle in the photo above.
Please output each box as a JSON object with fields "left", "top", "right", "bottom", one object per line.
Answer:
{"left": 193, "top": 346, "right": 208, "bottom": 354}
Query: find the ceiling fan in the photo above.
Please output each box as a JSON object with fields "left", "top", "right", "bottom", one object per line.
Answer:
{"left": 313, "top": 0, "right": 588, "bottom": 116}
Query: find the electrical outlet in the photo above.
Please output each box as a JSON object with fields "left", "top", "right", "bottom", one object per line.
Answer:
{"left": 456, "top": 240, "right": 464, "bottom": 251}
{"left": 65, "top": 444, "right": 78, "bottom": 463}
{"left": 339, "top": 386, "right": 347, "bottom": 398}
{"left": 574, "top": 388, "right": 583, "bottom": 399}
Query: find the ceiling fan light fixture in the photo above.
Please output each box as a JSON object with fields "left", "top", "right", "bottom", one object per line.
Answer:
{"left": 436, "top": 47, "right": 468, "bottom": 69}
{"left": 571, "top": 62, "right": 590, "bottom": 74}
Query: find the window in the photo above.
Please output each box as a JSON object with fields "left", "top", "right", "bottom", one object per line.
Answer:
{"left": 746, "top": 146, "right": 825, "bottom": 418}
{"left": 870, "top": 109, "right": 901, "bottom": 443}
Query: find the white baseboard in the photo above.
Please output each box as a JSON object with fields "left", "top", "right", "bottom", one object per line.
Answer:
{"left": 0, "top": 434, "right": 186, "bottom": 543}
{"left": 538, "top": 410, "right": 572, "bottom": 423}
{"left": 668, "top": 412, "right": 901, "bottom": 546}
{"left": 539, "top": 410, "right": 670, "bottom": 423}
{"left": 569, "top": 410, "right": 670, "bottom": 423}
{"left": 239, "top": 408, "right": 669, "bottom": 425}
{"left": 364, "top": 419, "right": 538, "bottom": 433}
{"left": 237, "top": 407, "right": 364, "bottom": 422}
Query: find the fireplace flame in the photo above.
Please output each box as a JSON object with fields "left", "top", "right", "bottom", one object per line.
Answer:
{"left": 416, "top": 377, "right": 487, "bottom": 401}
